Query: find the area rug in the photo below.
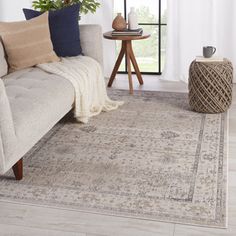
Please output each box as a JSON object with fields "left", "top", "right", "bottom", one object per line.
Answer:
{"left": 0, "top": 90, "right": 228, "bottom": 228}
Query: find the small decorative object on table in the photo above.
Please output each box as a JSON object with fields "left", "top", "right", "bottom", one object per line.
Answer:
{"left": 112, "top": 28, "right": 143, "bottom": 36}
{"left": 112, "top": 10, "right": 142, "bottom": 36}
{"left": 112, "top": 13, "right": 127, "bottom": 31}
{"left": 128, "top": 7, "right": 139, "bottom": 30}
{"left": 189, "top": 58, "right": 233, "bottom": 113}
{"left": 203, "top": 46, "right": 216, "bottom": 58}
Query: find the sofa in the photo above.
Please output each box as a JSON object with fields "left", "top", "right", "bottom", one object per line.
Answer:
{"left": 0, "top": 24, "right": 103, "bottom": 180}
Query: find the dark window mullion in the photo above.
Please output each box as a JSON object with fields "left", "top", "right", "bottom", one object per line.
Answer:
{"left": 139, "top": 23, "right": 167, "bottom": 26}
{"left": 120, "top": 0, "right": 163, "bottom": 75}
{"left": 139, "top": 23, "right": 158, "bottom": 25}
{"left": 124, "top": 0, "right": 128, "bottom": 72}
{"left": 158, "top": 0, "right": 162, "bottom": 73}
{"left": 124, "top": 0, "right": 127, "bottom": 20}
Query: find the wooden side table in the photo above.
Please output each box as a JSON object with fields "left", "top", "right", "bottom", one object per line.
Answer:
{"left": 103, "top": 31, "right": 150, "bottom": 94}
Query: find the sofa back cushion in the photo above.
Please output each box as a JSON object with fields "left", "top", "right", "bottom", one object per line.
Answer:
{"left": 23, "top": 4, "right": 82, "bottom": 57}
{"left": 0, "top": 40, "right": 8, "bottom": 77}
{"left": 0, "top": 12, "right": 60, "bottom": 72}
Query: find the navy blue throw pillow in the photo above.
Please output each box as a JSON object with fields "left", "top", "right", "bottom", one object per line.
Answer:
{"left": 23, "top": 4, "right": 82, "bottom": 57}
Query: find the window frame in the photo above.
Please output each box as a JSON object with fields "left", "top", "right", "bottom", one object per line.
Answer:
{"left": 118, "top": 0, "right": 167, "bottom": 75}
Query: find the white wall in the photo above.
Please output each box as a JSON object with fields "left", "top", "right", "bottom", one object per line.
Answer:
{"left": 0, "top": 0, "right": 32, "bottom": 21}
{"left": 80, "top": 0, "right": 115, "bottom": 77}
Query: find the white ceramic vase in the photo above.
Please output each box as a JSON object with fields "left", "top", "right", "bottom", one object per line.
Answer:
{"left": 128, "top": 7, "right": 139, "bottom": 30}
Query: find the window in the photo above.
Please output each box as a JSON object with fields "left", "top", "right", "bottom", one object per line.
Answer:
{"left": 114, "top": 0, "right": 167, "bottom": 75}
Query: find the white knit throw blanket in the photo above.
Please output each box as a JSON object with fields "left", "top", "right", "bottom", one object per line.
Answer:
{"left": 37, "top": 56, "right": 123, "bottom": 123}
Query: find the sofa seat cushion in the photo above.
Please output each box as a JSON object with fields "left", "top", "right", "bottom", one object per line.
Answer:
{"left": 3, "top": 68, "right": 74, "bottom": 150}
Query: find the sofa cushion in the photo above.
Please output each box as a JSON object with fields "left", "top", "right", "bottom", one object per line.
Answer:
{"left": 0, "top": 12, "right": 60, "bottom": 72}
{"left": 3, "top": 68, "right": 74, "bottom": 151}
{"left": 23, "top": 4, "right": 82, "bottom": 57}
{"left": 0, "top": 40, "right": 8, "bottom": 77}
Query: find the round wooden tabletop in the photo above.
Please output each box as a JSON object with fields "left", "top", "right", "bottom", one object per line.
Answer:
{"left": 103, "top": 31, "right": 151, "bottom": 41}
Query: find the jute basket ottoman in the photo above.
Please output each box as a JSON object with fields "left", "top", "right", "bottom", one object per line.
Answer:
{"left": 189, "top": 59, "right": 233, "bottom": 113}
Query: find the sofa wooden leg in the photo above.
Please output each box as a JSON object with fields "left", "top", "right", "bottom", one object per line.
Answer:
{"left": 12, "top": 159, "right": 23, "bottom": 180}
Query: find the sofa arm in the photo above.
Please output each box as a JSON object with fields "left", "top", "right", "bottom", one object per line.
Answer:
{"left": 0, "top": 79, "right": 17, "bottom": 174}
{"left": 80, "top": 24, "right": 104, "bottom": 71}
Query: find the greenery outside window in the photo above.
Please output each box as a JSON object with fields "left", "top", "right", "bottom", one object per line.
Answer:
{"left": 114, "top": 0, "right": 167, "bottom": 75}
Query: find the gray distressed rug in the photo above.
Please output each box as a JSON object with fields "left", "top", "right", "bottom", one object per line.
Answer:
{"left": 0, "top": 90, "right": 228, "bottom": 228}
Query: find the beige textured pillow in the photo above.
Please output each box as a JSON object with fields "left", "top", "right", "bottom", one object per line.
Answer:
{"left": 0, "top": 12, "right": 60, "bottom": 72}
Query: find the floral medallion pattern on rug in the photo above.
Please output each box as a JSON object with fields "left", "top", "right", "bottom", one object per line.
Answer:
{"left": 0, "top": 90, "right": 227, "bottom": 228}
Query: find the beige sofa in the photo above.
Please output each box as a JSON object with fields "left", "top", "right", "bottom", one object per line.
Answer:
{"left": 0, "top": 24, "right": 103, "bottom": 180}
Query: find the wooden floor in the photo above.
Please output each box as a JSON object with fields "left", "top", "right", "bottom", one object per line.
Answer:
{"left": 0, "top": 75, "right": 235, "bottom": 236}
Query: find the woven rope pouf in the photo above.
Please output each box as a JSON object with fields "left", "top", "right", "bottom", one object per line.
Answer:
{"left": 189, "top": 59, "right": 233, "bottom": 113}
